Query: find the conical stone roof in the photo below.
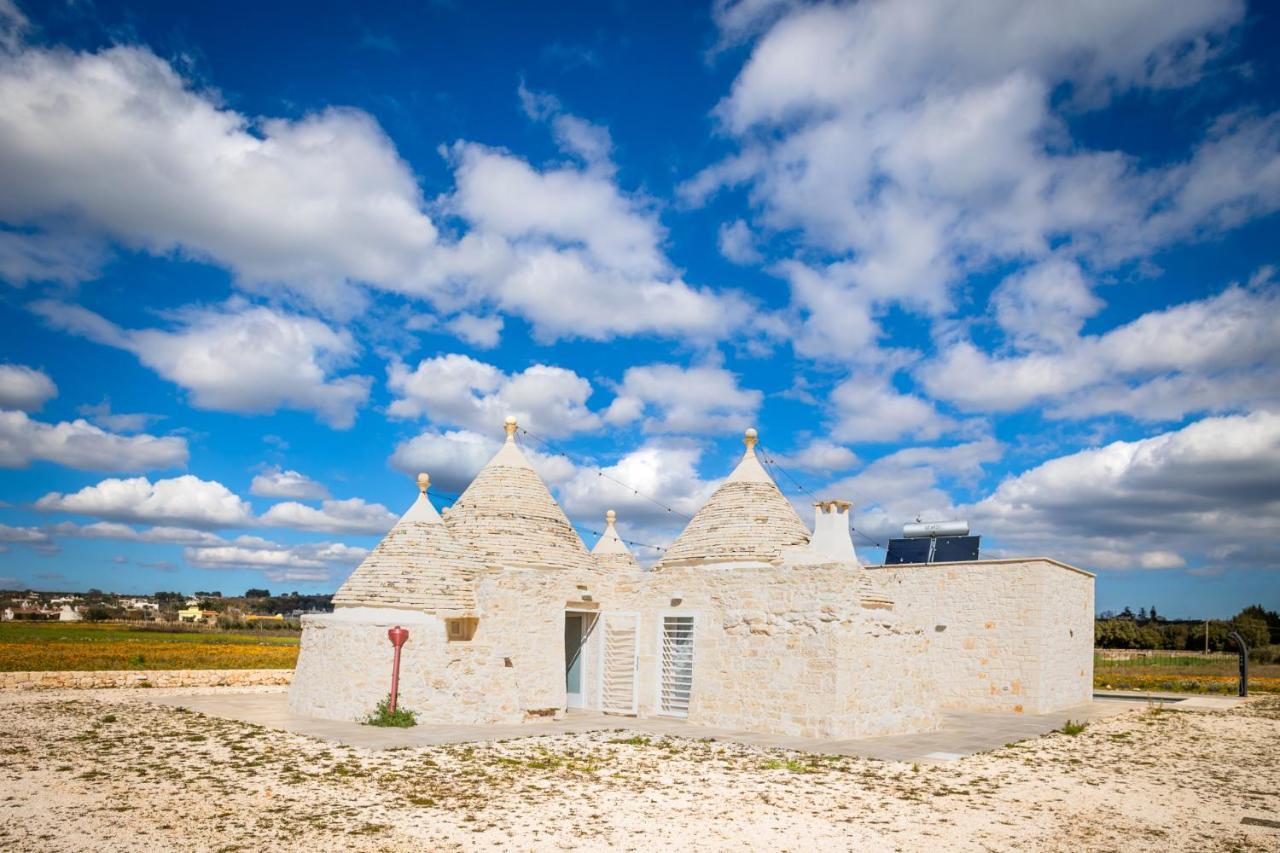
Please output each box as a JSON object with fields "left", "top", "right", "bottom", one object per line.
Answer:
{"left": 592, "top": 510, "right": 639, "bottom": 572}
{"left": 655, "top": 428, "right": 811, "bottom": 570}
{"left": 332, "top": 473, "right": 482, "bottom": 613}
{"left": 443, "top": 417, "right": 597, "bottom": 572}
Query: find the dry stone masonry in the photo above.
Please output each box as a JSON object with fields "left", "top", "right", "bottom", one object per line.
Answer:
{"left": 289, "top": 419, "right": 1094, "bottom": 740}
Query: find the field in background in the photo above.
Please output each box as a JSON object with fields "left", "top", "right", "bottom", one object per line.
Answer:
{"left": 1094, "top": 651, "right": 1280, "bottom": 694}
{"left": 0, "top": 622, "right": 299, "bottom": 671}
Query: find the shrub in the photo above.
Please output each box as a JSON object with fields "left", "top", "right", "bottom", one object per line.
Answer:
{"left": 1059, "top": 719, "right": 1087, "bottom": 736}
{"left": 364, "top": 696, "right": 416, "bottom": 728}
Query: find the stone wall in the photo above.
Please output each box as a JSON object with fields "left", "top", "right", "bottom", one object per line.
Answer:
{"left": 287, "top": 606, "right": 525, "bottom": 724}
{"left": 870, "top": 558, "right": 1094, "bottom": 714}
{"left": 0, "top": 669, "right": 292, "bottom": 690}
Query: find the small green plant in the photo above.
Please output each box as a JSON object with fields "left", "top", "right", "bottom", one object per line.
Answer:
{"left": 100, "top": 714, "right": 117, "bottom": 724}
{"left": 1059, "top": 719, "right": 1087, "bottom": 736}
{"left": 364, "top": 695, "right": 417, "bottom": 728}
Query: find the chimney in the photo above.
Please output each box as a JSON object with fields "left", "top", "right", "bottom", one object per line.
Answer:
{"left": 811, "top": 500, "right": 860, "bottom": 565}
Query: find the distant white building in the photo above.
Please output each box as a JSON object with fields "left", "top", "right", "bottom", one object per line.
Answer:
{"left": 58, "top": 605, "right": 82, "bottom": 622}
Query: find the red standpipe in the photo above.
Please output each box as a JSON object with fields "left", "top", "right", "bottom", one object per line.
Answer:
{"left": 387, "top": 625, "right": 410, "bottom": 713}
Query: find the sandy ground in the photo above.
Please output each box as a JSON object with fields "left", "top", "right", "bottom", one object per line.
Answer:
{"left": 0, "top": 688, "right": 1277, "bottom": 852}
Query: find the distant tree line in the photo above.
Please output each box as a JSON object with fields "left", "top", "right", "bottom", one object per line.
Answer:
{"left": 1095, "top": 604, "right": 1277, "bottom": 661}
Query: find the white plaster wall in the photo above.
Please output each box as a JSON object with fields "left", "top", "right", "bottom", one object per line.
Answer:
{"left": 288, "top": 609, "right": 523, "bottom": 724}
{"left": 869, "top": 559, "right": 1094, "bottom": 714}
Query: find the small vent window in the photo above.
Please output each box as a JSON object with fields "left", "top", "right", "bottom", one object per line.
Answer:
{"left": 659, "top": 615, "right": 695, "bottom": 717}
{"left": 446, "top": 617, "right": 478, "bottom": 641}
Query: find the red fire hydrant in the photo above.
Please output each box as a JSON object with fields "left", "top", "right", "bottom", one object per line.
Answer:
{"left": 387, "top": 625, "right": 410, "bottom": 713}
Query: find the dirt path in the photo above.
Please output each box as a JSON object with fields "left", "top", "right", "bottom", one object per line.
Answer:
{"left": 1, "top": 689, "right": 1277, "bottom": 851}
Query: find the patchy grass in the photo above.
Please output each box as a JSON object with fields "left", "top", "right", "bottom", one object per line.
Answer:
{"left": 1094, "top": 653, "right": 1279, "bottom": 694}
{"left": 1058, "top": 720, "right": 1087, "bottom": 736}
{"left": 0, "top": 622, "right": 298, "bottom": 671}
{"left": 363, "top": 696, "right": 417, "bottom": 728}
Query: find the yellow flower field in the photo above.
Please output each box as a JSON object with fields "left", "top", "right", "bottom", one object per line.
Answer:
{"left": 0, "top": 622, "right": 299, "bottom": 671}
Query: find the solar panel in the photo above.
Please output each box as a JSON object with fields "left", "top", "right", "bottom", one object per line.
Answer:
{"left": 884, "top": 538, "right": 931, "bottom": 564}
{"left": 932, "top": 535, "right": 980, "bottom": 562}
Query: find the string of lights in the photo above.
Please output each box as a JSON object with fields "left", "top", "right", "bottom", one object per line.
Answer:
{"left": 518, "top": 426, "right": 694, "bottom": 522}
{"left": 756, "top": 442, "right": 884, "bottom": 549}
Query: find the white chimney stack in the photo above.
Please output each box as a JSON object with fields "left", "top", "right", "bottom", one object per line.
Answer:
{"left": 811, "top": 500, "right": 860, "bottom": 565}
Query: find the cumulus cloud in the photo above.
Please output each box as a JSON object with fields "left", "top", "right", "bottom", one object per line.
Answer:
{"left": 33, "top": 298, "right": 371, "bottom": 428}
{"left": 249, "top": 467, "right": 330, "bottom": 501}
{"left": 828, "top": 376, "right": 952, "bottom": 443}
{"left": 966, "top": 411, "right": 1280, "bottom": 572}
{"left": 0, "top": 43, "right": 436, "bottom": 312}
{"left": 717, "top": 219, "right": 762, "bottom": 265}
{"left": 0, "top": 410, "right": 188, "bottom": 471}
{"left": 0, "top": 363, "right": 55, "bottom": 411}
{"left": 922, "top": 272, "right": 1280, "bottom": 420}
{"left": 821, "top": 437, "right": 1003, "bottom": 546}
{"left": 387, "top": 353, "right": 600, "bottom": 437}
{"left": 0, "top": 522, "right": 55, "bottom": 553}
{"left": 259, "top": 498, "right": 397, "bottom": 535}
{"left": 687, "top": 0, "right": 1277, "bottom": 379}
{"left": 774, "top": 439, "right": 859, "bottom": 473}
{"left": 184, "top": 537, "right": 367, "bottom": 582}
{"left": 388, "top": 428, "right": 577, "bottom": 494}
{"left": 602, "top": 363, "right": 762, "bottom": 434}
{"left": 49, "top": 521, "right": 225, "bottom": 546}
{"left": 36, "top": 475, "right": 253, "bottom": 529}
{"left": 445, "top": 313, "right": 504, "bottom": 349}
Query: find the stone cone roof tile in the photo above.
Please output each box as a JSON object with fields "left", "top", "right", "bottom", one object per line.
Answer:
{"left": 444, "top": 421, "right": 596, "bottom": 572}
{"left": 592, "top": 511, "right": 639, "bottom": 572}
{"left": 332, "top": 485, "right": 482, "bottom": 613}
{"left": 655, "top": 429, "right": 810, "bottom": 570}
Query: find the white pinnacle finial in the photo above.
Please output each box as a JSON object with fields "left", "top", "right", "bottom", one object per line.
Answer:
{"left": 744, "top": 427, "right": 758, "bottom": 453}
{"left": 504, "top": 415, "right": 518, "bottom": 440}
{"left": 606, "top": 509, "right": 617, "bottom": 524}
{"left": 416, "top": 472, "right": 430, "bottom": 494}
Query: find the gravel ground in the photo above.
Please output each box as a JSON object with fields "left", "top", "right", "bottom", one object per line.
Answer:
{"left": 1, "top": 688, "right": 1277, "bottom": 852}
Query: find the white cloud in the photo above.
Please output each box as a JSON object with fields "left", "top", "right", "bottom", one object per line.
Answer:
{"left": 0, "top": 363, "right": 55, "bottom": 411}
{"left": 445, "top": 313, "right": 504, "bottom": 349}
{"left": 34, "top": 298, "right": 371, "bottom": 428}
{"left": 966, "top": 411, "right": 1280, "bottom": 572}
{"left": 991, "top": 260, "right": 1104, "bottom": 352}
{"left": 687, "top": 0, "right": 1275, "bottom": 380}
{"left": 776, "top": 440, "right": 859, "bottom": 473}
{"left": 259, "top": 498, "right": 397, "bottom": 535}
{"left": 388, "top": 428, "right": 577, "bottom": 494}
{"left": 0, "top": 44, "right": 436, "bottom": 312}
{"left": 603, "top": 363, "right": 762, "bottom": 434}
{"left": 0, "top": 410, "right": 188, "bottom": 471}
{"left": 0, "top": 522, "right": 54, "bottom": 552}
{"left": 717, "top": 219, "right": 762, "bottom": 265}
{"left": 49, "top": 521, "right": 225, "bottom": 546}
{"left": 36, "top": 475, "right": 253, "bottom": 529}
{"left": 829, "top": 376, "right": 952, "bottom": 443}
{"left": 249, "top": 467, "right": 330, "bottom": 500}
{"left": 387, "top": 353, "right": 600, "bottom": 437}
{"left": 821, "top": 438, "right": 1002, "bottom": 545}
{"left": 184, "top": 538, "right": 367, "bottom": 581}
{"left": 75, "top": 400, "right": 158, "bottom": 433}
{"left": 557, "top": 441, "right": 721, "bottom": 554}
{"left": 922, "top": 273, "right": 1280, "bottom": 420}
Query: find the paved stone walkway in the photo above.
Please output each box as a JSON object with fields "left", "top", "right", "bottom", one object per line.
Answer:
{"left": 142, "top": 689, "right": 1247, "bottom": 762}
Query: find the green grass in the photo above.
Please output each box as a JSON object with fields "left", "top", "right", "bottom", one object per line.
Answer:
{"left": 0, "top": 621, "right": 299, "bottom": 671}
{"left": 1058, "top": 719, "right": 1087, "bottom": 736}
{"left": 364, "top": 696, "right": 417, "bottom": 728}
{"left": 1093, "top": 652, "right": 1279, "bottom": 694}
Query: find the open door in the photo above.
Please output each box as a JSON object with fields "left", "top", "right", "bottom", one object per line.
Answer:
{"left": 598, "top": 612, "right": 639, "bottom": 715}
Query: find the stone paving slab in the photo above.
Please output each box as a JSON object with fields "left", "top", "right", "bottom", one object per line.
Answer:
{"left": 139, "top": 689, "right": 1253, "bottom": 762}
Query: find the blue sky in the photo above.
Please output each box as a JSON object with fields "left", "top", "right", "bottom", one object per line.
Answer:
{"left": 0, "top": 0, "right": 1277, "bottom": 617}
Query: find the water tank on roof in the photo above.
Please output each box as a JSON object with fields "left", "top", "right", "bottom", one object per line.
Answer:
{"left": 902, "top": 520, "right": 970, "bottom": 539}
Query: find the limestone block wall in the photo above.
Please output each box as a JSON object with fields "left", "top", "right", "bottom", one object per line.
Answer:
{"left": 0, "top": 669, "right": 291, "bottom": 690}
{"left": 869, "top": 559, "right": 1094, "bottom": 714}
{"left": 288, "top": 607, "right": 523, "bottom": 724}
{"left": 608, "top": 564, "right": 940, "bottom": 739}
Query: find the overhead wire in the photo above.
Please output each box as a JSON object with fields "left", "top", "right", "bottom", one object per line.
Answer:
{"left": 756, "top": 441, "right": 884, "bottom": 549}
